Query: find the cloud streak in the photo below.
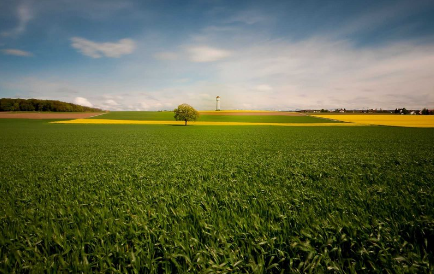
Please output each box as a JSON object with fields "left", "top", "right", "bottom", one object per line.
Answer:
{"left": 1, "top": 3, "right": 33, "bottom": 37}
{"left": 70, "top": 37, "right": 136, "bottom": 58}
{"left": 2, "top": 49, "right": 33, "bottom": 57}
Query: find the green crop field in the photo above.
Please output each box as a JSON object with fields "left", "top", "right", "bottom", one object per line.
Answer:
{"left": 91, "top": 111, "right": 339, "bottom": 123}
{"left": 1, "top": 119, "right": 434, "bottom": 273}
{"left": 91, "top": 111, "right": 175, "bottom": 121}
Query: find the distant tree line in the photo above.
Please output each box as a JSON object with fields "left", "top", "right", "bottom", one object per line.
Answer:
{"left": 0, "top": 98, "right": 102, "bottom": 112}
{"left": 300, "top": 108, "right": 433, "bottom": 114}
{"left": 394, "top": 108, "right": 433, "bottom": 115}
{"left": 421, "top": 108, "right": 433, "bottom": 115}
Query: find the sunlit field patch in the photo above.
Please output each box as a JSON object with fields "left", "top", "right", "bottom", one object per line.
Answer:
{"left": 313, "top": 115, "right": 434, "bottom": 128}
{"left": 51, "top": 119, "right": 362, "bottom": 126}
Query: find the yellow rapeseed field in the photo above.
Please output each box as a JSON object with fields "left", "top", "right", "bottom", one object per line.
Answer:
{"left": 313, "top": 115, "right": 434, "bottom": 128}
{"left": 51, "top": 119, "right": 362, "bottom": 126}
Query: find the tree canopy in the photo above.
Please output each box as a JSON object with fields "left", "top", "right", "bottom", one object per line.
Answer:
{"left": 173, "top": 104, "right": 199, "bottom": 126}
{"left": 0, "top": 98, "right": 102, "bottom": 112}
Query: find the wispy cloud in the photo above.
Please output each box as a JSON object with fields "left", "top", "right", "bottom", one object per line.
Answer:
{"left": 70, "top": 37, "right": 136, "bottom": 58}
{"left": 2, "top": 49, "right": 33, "bottom": 57}
{"left": 187, "top": 46, "right": 231, "bottom": 62}
{"left": 1, "top": 3, "right": 34, "bottom": 37}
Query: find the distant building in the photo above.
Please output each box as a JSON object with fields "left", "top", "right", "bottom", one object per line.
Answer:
{"left": 216, "top": 96, "right": 221, "bottom": 111}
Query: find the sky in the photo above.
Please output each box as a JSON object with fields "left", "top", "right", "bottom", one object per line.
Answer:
{"left": 1, "top": 0, "right": 434, "bottom": 111}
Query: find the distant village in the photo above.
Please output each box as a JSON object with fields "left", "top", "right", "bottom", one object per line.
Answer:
{"left": 298, "top": 108, "right": 434, "bottom": 115}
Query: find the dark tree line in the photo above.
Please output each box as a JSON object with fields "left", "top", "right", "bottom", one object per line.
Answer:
{"left": 421, "top": 108, "right": 433, "bottom": 115}
{"left": 394, "top": 108, "right": 433, "bottom": 115}
{"left": 0, "top": 98, "right": 102, "bottom": 112}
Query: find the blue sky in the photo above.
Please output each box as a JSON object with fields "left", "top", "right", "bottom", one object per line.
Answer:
{"left": 1, "top": 0, "right": 434, "bottom": 110}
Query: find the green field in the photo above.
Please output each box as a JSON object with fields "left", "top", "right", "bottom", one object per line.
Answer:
{"left": 91, "top": 111, "right": 339, "bottom": 123}
{"left": 1, "top": 119, "right": 434, "bottom": 272}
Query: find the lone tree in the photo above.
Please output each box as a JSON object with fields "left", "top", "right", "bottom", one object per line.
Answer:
{"left": 174, "top": 103, "right": 199, "bottom": 126}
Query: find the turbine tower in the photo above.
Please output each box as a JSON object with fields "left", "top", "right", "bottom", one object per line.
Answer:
{"left": 216, "top": 96, "right": 221, "bottom": 111}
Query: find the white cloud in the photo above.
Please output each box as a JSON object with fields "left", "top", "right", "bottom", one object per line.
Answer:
{"left": 1, "top": 3, "right": 33, "bottom": 37}
{"left": 154, "top": 51, "right": 178, "bottom": 60}
{"left": 4, "top": 33, "right": 434, "bottom": 111}
{"left": 2, "top": 49, "right": 33, "bottom": 57}
{"left": 70, "top": 37, "right": 136, "bottom": 58}
{"left": 214, "top": 38, "right": 434, "bottom": 109}
{"left": 187, "top": 46, "right": 231, "bottom": 62}
{"left": 137, "top": 101, "right": 166, "bottom": 110}
{"left": 74, "top": 97, "right": 93, "bottom": 107}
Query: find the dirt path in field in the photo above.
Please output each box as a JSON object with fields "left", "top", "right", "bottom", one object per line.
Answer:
{"left": 199, "top": 111, "right": 305, "bottom": 116}
{"left": 0, "top": 112, "right": 106, "bottom": 119}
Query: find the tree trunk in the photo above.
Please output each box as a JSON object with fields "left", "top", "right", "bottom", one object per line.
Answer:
{"left": 184, "top": 119, "right": 187, "bottom": 126}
